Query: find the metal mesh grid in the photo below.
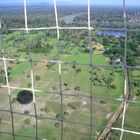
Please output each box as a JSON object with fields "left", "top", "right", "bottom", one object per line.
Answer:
{"left": 0, "top": 0, "right": 140, "bottom": 140}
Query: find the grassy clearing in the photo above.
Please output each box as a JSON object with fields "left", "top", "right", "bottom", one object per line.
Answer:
{"left": 123, "top": 132, "right": 140, "bottom": 140}
{"left": 129, "top": 70, "right": 140, "bottom": 100}
{"left": 0, "top": 47, "right": 126, "bottom": 140}
{"left": 108, "top": 130, "right": 121, "bottom": 140}
{"left": 63, "top": 126, "right": 89, "bottom": 140}
{"left": 0, "top": 134, "right": 13, "bottom": 140}
{"left": 9, "top": 62, "right": 30, "bottom": 76}
{"left": 61, "top": 64, "right": 90, "bottom": 93}
{"left": 15, "top": 124, "right": 36, "bottom": 138}
{"left": 61, "top": 53, "right": 109, "bottom": 64}
{"left": 92, "top": 68, "right": 124, "bottom": 98}
{"left": 124, "top": 102, "right": 140, "bottom": 132}
{"left": 1, "top": 55, "right": 124, "bottom": 137}
{"left": 92, "top": 99, "right": 121, "bottom": 138}
{"left": 0, "top": 93, "right": 6, "bottom": 102}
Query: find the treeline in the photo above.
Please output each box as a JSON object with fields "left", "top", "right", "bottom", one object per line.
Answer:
{"left": 0, "top": 6, "right": 140, "bottom": 66}
{"left": 0, "top": 29, "right": 139, "bottom": 66}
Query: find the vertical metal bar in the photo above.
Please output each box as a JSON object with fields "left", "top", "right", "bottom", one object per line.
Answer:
{"left": 88, "top": 0, "right": 91, "bottom": 30}
{"left": 120, "top": 0, "right": 128, "bottom": 139}
{"left": 54, "top": 0, "right": 60, "bottom": 39}
{"left": 24, "top": 0, "right": 38, "bottom": 139}
{"left": 58, "top": 62, "right": 63, "bottom": 140}
{"left": 24, "top": 0, "right": 28, "bottom": 33}
{"left": 88, "top": 0, "right": 93, "bottom": 139}
{"left": 54, "top": 0, "right": 63, "bottom": 140}
{"left": 2, "top": 54, "right": 15, "bottom": 140}
{"left": 30, "top": 58, "right": 38, "bottom": 140}
{"left": 0, "top": 0, "right": 139, "bottom": 139}
{"left": 0, "top": 17, "right": 15, "bottom": 140}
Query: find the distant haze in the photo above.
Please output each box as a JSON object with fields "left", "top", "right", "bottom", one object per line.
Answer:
{"left": 0, "top": 0, "right": 140, "bottom": 6}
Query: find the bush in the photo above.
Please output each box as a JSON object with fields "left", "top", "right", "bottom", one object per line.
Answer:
{"left": 35, "top": 75, "right": 41, "bottom": 81}
{"left": 136, "top": 89, "right": 140, "bottom": 96}
{"left": 26, "top": 74, "right": 30, "bottom": 78}
{"left": 0, "top": 75, "right": 4, "bottom": 83}
{"left": 27, "top": 83, "right": 31, "bottom": 88}
{"left": 24, "top": 111, "right": 29, "bottom": 115}
{"left": 64, "top": 82, "right": 68, "bottom": 87}
{"left": 72, "top": 61, "right": 76, "bottom": 69}
{"left": 133, "top": 81, "right": 140, "bottom": 87}
{"left": 100, "top": 100, "right": 106, "bottom": 104}
{"left": 65, "top": 87, "right": 69, "bottom": 91}
{"left": 12, "top": 97, "right": 17, "bottom": 104}
{"left": 64, "top": 111, "right": 69, "bottom": 116}
{"left": 52, "top": 86, "right": 57, "bottom": 91}
{"left": 56, "top": 114, "right": 61, "bottom": 120}
{"left": 110, "top": 84, "right": 117, "bottom": 89}
{"left": 68, "top": 103, "right": 76, "bottom": 110}
{"left": 8, "top": 67, "right": 12, "bottom": 71}
{"left": 54, "top": 122, "right": 60, "bottom": 127}
{"left": 76, "top": 68, "right": 82, "bottom": 73}
{"left": 44, "top": 106, "right": 49, "bottom": 113}
{"left": 9, "top": 61, "right": 14, "bottom": 64}
{"left": 46, "top": 62, "right": 55, "bottom": 69}
{"left": 74, "top": 86, "right": 80, "bottom": 91}
{"left": 8, "top": 76, "right": 12, "bottom": 82}
{"left": 24, "top": 119, "right": 30, "bottom": 125}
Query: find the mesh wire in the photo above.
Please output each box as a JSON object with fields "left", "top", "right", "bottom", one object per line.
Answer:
{"left": 0, "top": 0, "right": 140, "bottom": 140}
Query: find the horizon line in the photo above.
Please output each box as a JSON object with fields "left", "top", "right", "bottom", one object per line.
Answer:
{"left": 0, "top": 2, "right": 140, "bottom": 7}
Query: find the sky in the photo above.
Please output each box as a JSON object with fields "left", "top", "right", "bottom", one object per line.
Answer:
{"left": 0, "top": 0, "right": 140, "bottom": 6}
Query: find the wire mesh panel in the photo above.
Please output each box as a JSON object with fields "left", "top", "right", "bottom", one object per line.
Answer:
{"left": 0, "top": 0, "right": 140, "bottom": 140}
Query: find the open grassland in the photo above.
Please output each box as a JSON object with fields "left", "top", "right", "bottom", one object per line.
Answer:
{"left": 104, "top": 70, "right": 140, "bottom": 140}
{"left": 1, "top": 31, "right": 139, "bottom": 140}
{"left": 0, "top": 52, "right": 125, "bottom": 140}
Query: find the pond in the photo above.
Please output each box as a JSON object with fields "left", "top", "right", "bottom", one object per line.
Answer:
{"left": 97, "top": 30, "right": 126, "bottom": 37}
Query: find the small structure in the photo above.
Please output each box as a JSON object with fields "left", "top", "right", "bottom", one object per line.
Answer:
{"left": 115, "top": 58, "right": 121, "bottom": 64}
{"left": 82, "top": 101, "right": 87, "bottom": 105}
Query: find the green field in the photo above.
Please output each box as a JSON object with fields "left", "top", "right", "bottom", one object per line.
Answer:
{"left": 61, "top": 53, "right": 109, "bottom": 64}
{"left": 0, "top": 51, "right": 126, "bottom": 140}
{"left": 0, "top": 33, "right": 139, "bottom": 140}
